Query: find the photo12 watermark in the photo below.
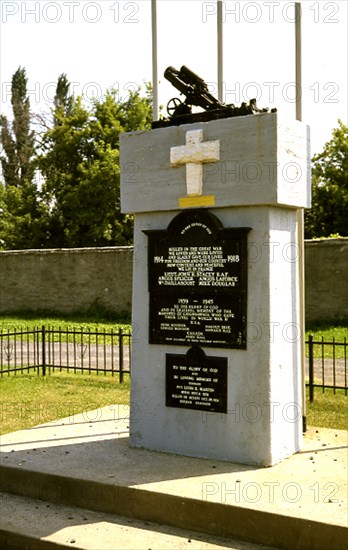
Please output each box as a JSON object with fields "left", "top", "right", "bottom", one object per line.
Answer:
{"left": 0, "top": 80, "right": 143, "bottom": 107}
{"left": 205, "top": 80, "right": 340, "bottom": 106}
{"left": 1, "top": 1, "right": 142, "bottom": 24}
{"left": 202, "top": 2, "right": 341, "bottom": 24}
{"left": 201, "top": 399, "right": 303, "bottom": 424}
{"left": 202, "top": 480, "right": 342, "bottom": 504}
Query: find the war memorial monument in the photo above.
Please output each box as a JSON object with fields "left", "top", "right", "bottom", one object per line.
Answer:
{"left": 2, "top": 68, "right": 347, "bottom": 550}
{"left": 121, "top": 66, "right": 311, "bottom": 466}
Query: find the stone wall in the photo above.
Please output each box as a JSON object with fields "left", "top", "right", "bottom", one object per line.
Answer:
{"left": 304, "top": 238, "right": 348, "bottom": 324}
{"left": 0, "top": 239, "right": 347, "bottom": 323}
{"left": 0, "top": 247, "right": 133, "bottom": 316}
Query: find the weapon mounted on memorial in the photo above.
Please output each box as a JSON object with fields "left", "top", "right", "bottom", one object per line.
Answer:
{"left": 152, "top": 65, "right": 276, "bottom": 129}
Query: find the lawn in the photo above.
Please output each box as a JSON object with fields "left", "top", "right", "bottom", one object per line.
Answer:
{"left": 305, "top": 321, "right": 348, "bottom": 342}
{"left": 305, "top": 388, "right": 347, "bottom": 431}
{"left": 306, "top": 322, "right": 348, "bottom": 359}
{"left": 0, "top": 311, "right": 131, "bottom": 329}
{"left": 1, "top": 373, "right": 347, "bottom": 435}
{"left": 1, "top": 316, "right": 347, "bottom": 357}
{"left": 0, "top": 314, "right": 347, "bottom": 435}
{"left": 0, "top": 372, "right": 130, "bottom": 435}
{"left": 0, "top": 312, "right": 131, "bottom": 344}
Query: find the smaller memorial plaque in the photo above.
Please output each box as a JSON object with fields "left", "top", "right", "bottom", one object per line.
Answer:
{"left": 166, "top": 347, "right": 227, "bottom": 413}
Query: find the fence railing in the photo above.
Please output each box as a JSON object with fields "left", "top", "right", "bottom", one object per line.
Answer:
{"left": 0, "top": 327, "right": 41, "bottom": 375}
{"left": 306, "top": 334, "right": 347, "bottom": 401}
{"left": 0, "top": 326, "right": 131, "bottom": 383}
{"left": 1, "top": 328, "right": 347, "bottom": 399}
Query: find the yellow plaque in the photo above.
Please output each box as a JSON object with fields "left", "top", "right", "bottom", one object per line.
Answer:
{"left": 179, "top": 195, "right": 215, "bottom": 208}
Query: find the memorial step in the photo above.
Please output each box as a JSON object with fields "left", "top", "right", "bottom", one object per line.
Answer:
{"left": 0, "top": 408, "right": 346, "bottom": 550}
{"left": 0, "top": 492, "right": 278, "bottom": 550}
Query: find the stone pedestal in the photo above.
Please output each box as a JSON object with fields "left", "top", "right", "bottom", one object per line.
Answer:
{"left": 120, "top": 113, "right": 310, "bottom": 466}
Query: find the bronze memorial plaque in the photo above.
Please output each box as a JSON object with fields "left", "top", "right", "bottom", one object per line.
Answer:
{"left": 166, "top": 347, "right": 228, "bottom": 413}
{"left": 144, "top": 209, "right": 250, "bottom": 349}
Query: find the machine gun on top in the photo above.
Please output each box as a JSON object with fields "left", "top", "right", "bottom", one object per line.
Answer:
{"left": 152, "top": 65, "right": 276, "bottom": 129}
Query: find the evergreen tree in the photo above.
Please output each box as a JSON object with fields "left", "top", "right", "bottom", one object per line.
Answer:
{"left": 0, "top": 67, "right": 35, "bottom": 187}
{"left": 0, "top": 67, "right": 46, "bottom": 249}
{"left": 53, "top": 73, "right": 73, "bottom": 124}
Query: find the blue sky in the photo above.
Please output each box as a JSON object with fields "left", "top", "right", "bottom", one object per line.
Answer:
{"left": 0, "top": 0, "right": 347, "bottom": 156}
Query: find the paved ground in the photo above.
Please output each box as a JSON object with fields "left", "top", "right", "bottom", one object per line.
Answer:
{"left": 0, "top": 340, "right": 131, "bottom": 374}
{"left": 0, "top": 406, "right": 347, "bottom": 549}
{"left": 2, "top": 410, "right": 346, "bottom": 525}
{"left": 308, "top": 358, "right": 347, "bottom": 387}
{"left": 1, "top": 492, "right": 279, "bottom": 550}
{"left": 0, "top": 338, "right": 346, "bottom": 389}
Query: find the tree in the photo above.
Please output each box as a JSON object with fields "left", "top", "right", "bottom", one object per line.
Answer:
{"left": 53, "top": 73, "right": 73, "bottom": 123}
{"left": 38, "top": 82, "right": 152, "bottom": 247}
{"left": 0, "top": 67, "right": 35, "bottom": 187}
{"left": 0, "top": 182, "right": 9, "bottom": 249}
{"left": 0, "top": 70, "right": 152, "bottom": 249}
{"left": 305, "top": 120, "right": 348, "bottom": 238}
{"left": 0, "top": 67, "right": 47, "bottom": 249}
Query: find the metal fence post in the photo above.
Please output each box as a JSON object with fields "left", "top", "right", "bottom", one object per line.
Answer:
{"left": 119, "top": 328, "right": 124, "bottom": 384}
{"left": 345, "top": 336, "right": 347, "bottom": 396}
{"left": 308, "top": 333, "right": 314, "bottom": 402}
{"left": 36, "top": 327, "right": 40, "bottom": 374}
{"left": 42, "top": 325, "right": 46, "bottom": 376}
{"left": 333, "top": 336, "right": 336, "bottom": 394}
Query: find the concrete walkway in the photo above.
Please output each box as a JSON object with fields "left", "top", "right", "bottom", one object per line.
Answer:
{"left": 0, "top": 406, "right": 347, "bottom": 549}
{"left": 0, "top": 492, "right": 279, "bottom": 550}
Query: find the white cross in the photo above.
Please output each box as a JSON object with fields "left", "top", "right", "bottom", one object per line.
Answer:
{"left": 170, "top": 130, "right": 220, "bottom": 196}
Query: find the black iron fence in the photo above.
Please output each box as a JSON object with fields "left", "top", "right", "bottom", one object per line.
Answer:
{"left": 307, "top": 334, "right": 347, "bottom": 401}
{"left": 0, "top": 327, "right": 41, "bottom": 376}
{"left": 0, "top": 326, "right": 131, "bottom": 383}
{"left": 0, "top": 327, "right": 347, "bottom": 399}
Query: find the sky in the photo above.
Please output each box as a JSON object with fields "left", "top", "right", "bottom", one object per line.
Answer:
{"left": 0, "top": 0, "right": 347, "bottom": 156}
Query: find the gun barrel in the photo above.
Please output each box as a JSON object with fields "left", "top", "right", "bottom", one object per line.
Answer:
{"left": 164, "top": 65, "right": 225, "bottom": 114}
{"left": 180, "top": 66, "right": 206, "bottom": 87}
{"left": 164, "top": 66, "right": 193, "bottom": 96}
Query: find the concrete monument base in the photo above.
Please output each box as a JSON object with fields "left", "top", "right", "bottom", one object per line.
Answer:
{"left": 121, "top": 113, "right": 311, "bottom": 466}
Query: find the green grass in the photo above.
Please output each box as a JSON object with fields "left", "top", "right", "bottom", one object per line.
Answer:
{"left": 1, "top": 374, "right": 346, "bottom": 435}
{"left": 0, "top": 305, "right": 130, "bottom": 322}
{"left": 0, "top": 372, "right": 130, "bottom": 435}
{"left": 306, "top": 321, "right": 348, "bottom": 359}
{"left": 306, "top": 323, "right": 348, "bottom": 359}
{"left": 0, "top": 312, "right": 132, "bottom": 344}
{"left": 306, "top": 387, "right": 348, "bottom": 431}
{"left": 1, "top": 313, "right": 347, "bottom": 344}
{"left": 0, "top": 314, "right": 347, "bottom": 434}
{"left": 305, "top": 321, "right": 348, "bottom": 341}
